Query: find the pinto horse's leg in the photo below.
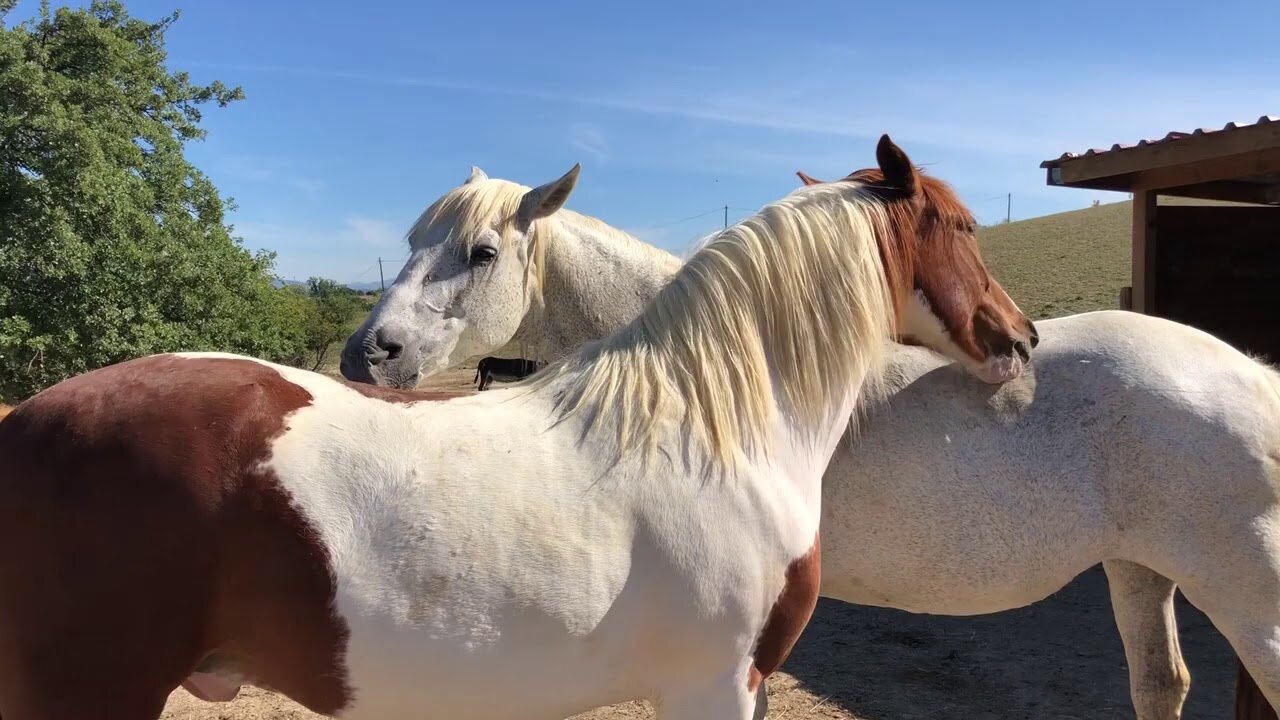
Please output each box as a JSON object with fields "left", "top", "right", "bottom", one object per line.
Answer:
{"left": 1104, "top": 559, "right": 1191, "bottom": 719}
{"left": 655, "top": 672, "right": 765, "bottom": 720}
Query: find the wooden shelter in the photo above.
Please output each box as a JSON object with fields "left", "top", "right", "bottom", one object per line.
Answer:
{"left": 1041, "top": 116, "right": 1280, "bottom": 359}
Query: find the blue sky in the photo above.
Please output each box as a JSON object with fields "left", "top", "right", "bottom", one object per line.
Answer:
{"left": 11, "top": 0, "right": 1280, "bottom": 283}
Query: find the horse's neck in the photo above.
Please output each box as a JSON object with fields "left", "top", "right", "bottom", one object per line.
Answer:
{"left": 510, "top": 213, "right": 682, "bottom": 361}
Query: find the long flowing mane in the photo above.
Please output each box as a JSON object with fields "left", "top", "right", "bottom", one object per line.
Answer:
{"left": 528, "top": 183, "right": 900, "bottom": 469}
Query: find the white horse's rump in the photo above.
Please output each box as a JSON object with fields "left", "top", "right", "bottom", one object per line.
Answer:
{"left": 824, "top": 310, "right": 1280, "bottom": 612}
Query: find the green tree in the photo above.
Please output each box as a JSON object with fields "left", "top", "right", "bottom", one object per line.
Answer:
{"left": 0, "top": 0, "right": 308, "bottom": 401}
{"left": 300, "top": 277, "right": 363, "bottom": 372}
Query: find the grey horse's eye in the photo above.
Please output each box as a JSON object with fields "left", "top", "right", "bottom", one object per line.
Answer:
{"left": 470, "top": 245, "right": 498, "bottom": 266}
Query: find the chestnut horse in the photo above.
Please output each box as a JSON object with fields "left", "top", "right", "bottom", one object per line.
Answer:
{"left": 0, "top": 136, "right": 1015, "bottom": 720}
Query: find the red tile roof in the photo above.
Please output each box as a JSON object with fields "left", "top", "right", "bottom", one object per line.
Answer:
{"left": 1040, "top": 115, "right": 1279, "bottom": 168}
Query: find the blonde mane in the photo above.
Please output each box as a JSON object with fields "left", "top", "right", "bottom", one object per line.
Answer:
{"left": 404, "top": 177, "right": 672, "bottom": 316}
{"left": 528, "top": 183, "right": 898, "bottom": 470}
{"left": 405, "top": 178, "right": 552, "bottom": 302}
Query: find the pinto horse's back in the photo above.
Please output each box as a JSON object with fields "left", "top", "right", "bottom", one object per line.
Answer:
{"left": 0, "top": 354, "right": 350, "bottom": 719}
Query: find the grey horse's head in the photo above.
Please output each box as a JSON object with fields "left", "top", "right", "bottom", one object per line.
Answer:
{"left": 340, "top": 164, "right": 579, "bottom": 387}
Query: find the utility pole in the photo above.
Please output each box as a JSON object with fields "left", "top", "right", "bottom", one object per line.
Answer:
{"left": 1006, "top": 193, "right": 1011, "bottom": 224}
{"left": 378, "top": 257, "right": 385, "bottom": 291}
{"left": 724, "top": 205, "right": 728, "bottom": 229}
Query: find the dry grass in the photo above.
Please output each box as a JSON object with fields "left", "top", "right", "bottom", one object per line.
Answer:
{"left": 978, "top": 200, "right": 1131, "bottom": 319}
{"left": 979, "top": 196, "right": 1240, "bottom": 320}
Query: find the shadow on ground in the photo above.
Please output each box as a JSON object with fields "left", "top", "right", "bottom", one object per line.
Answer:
{"left": 782, "top": 564, "right": 1236, "bottom": 719}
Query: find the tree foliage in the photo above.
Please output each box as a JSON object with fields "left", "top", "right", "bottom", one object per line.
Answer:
{"left": 299, "top": 277, "right": 364, "bottom": 372}
{"left": 0, "top": 0, "right": 310, "bottom": 401}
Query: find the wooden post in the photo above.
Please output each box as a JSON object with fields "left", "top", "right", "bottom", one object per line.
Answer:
{"left": 1131, "top": 190, "right": 1158, "bottom": 313}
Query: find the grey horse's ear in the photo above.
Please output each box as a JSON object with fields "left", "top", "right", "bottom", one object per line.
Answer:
{"left": 465, "top": 166, "right": 488, "bottom": 184}
{"left": 517, "top": 164, "right": 580, "bottom": 225}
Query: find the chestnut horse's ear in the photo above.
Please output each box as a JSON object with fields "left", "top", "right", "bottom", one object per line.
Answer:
{"left": 876, "top": 134, "right": 919, "bottom": 196}
{"left": 796, "top": 170, "right": 824, "bottom": 186}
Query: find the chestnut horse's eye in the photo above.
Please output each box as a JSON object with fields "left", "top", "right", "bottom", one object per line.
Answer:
{"left": 470, "top": 246, "right": 498, "bottom": 266}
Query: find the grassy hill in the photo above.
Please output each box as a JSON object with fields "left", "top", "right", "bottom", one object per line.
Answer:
{"left": 977, "top": 200, "right": 1132, "bottom": 320}
{"left": 977, "top": 196, "right": 1238, "bottom": 320}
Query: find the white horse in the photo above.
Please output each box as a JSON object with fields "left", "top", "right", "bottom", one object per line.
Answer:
{"left": 0, "top": 137, "right": 999, "bottom": 720}
{"left": 343, "top": 157, "right": 1280, "bottom": 719}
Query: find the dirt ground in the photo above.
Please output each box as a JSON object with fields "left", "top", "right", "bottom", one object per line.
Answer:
{"left": 162, "top": 369, "right": 1239, "bottom": 719}
{"left": 161, "top": 566, "right": 1237, "bottom": 719}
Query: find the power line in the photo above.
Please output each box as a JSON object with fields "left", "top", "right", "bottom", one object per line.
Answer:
{"left": 350, "top": 261, "right": 379, "bottom": 280}
{"left": 635, "top": 207, "right": 726, "bottom": 231}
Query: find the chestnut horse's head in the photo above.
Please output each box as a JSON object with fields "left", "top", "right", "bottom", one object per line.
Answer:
{"left": 797, "top": 136, "right": 1038, "bottom": 383}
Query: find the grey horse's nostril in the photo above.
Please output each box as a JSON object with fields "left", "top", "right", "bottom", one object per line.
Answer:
{"left": 368, "top": 329, "right": 404, "bottom": 363}
{"left": 1028, "top": 320, "right": 1040, "bottom": 348}
{"left": 1013, "top": 340, "right": 1031, "bottom": 364}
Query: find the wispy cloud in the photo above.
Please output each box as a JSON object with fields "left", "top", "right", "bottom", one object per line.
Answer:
{"left": 343, "top": 216, "right": 403, "bottom": 250}
{"left": 234, "top": 216, "right": 406, "bottom": 251}
{"left": 210, "top": 153, "right": 325, "bottom": 199}
{"left": 231, "top": 216, "right": 409, "bottom": 282}
{"left": 195, "top": 58, "right": 1278, "bottom": 162}
{"left": 568, "top": 122, "right": 609, "bottom": 163}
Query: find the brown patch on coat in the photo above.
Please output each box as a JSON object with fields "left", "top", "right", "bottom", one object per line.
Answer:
{"left": 748, "top": 532, "right": 821, "bottom": 692}
{"left": 0, "top": 355, "right": 351, "bottom": 718}
{"left": 0, "top": 403, "right": 11, "bottom": 421}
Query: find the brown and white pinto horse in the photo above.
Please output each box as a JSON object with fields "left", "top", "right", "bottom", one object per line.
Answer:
{"left": 0, "top": 137, "right": 1017, "bottom": 720}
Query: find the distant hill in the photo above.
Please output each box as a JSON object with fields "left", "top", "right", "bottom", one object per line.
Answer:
{"left": 978, "top": 200, "right": 1131, "bottom": 320}
{"left": 977, "top": 196, "right": 1230, "bottom": 320}
{"left": 272, "top": 278, "right": 381, "bottom": 294}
